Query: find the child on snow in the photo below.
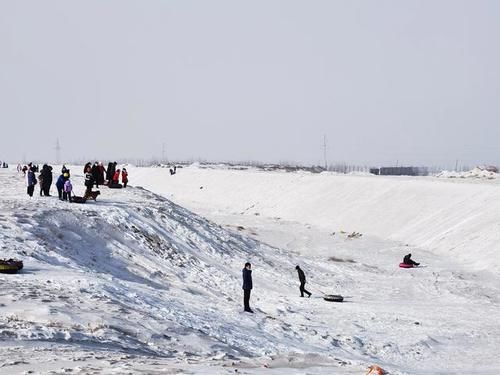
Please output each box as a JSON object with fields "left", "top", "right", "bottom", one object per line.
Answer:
{"left": 112, "top": 169, "right": 120, "bottom": 185}
{"left": 121, "top": 168, "right": 128, "bottom": 188}
{"left": 63, "top": 178, "right": 73, "bottom": 202}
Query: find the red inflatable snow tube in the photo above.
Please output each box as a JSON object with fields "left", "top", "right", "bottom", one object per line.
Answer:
{"left": 399, "top": 263, "right": 414, "bottom": 268}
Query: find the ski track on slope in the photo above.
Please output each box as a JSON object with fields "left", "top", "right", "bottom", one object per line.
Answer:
{"left": 1, "top": 168, "right": 500, "bottom": 374}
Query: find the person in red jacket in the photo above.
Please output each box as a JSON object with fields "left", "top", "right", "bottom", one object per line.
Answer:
{"left": 112, "top": 169, "right": 120, "bottom": 185}
{"left": 121, "top": 168, "right": 128, "bottom": 188}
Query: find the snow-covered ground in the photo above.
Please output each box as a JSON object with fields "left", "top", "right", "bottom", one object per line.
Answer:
{"left": 1, "top": 165, "right": 499, "bottom": 374}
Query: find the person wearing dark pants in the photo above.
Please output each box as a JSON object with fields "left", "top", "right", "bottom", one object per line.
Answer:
{"left": 242, "top": 262, "right": 253, "bottom": 313}
{"left": 40, "top": 164, "right": 53, "bottom": 196}
{"left": 55, "top": 173, "right": 65, "bottom": 200}
{"left": 295, "top": 265, "right": 311, "bottom": 297}
{"left": 83, "top": 166, "right": 94, "bottom": 199}
{"left": 26, "top": 167, "right": 37, "bottom": 198}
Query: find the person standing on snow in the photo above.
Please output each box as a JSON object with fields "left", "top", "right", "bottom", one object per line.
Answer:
{"left": 41, "top": 164, "right": 53, "bottom": 196}
{"left": 83, "top": 162, "right": 91, "bottom": 174}
{"left": 112, "top": 169, "right": 120, "bottom": 185}
{"left": 106, "top": 162, "right": 117, "bottom": 185}
{"left": 121, "top": 168, "right": 128, "bottom": 188}
{"left": 55, "top": 172, "right": 66, "bottom": 200}
{"left": 97, "top": 162, "right": 106, "bottom": 185}
{"left": 83, "top": 164, "right": 94, "bottom": 199}
{"left": 63, "top": 178, "right": 73, "bottom": 202}
{"left": 26, "top": 167, "right": 37, "bottom": 198}
{"left": 91, "top": 162, "right": 100, "bottom": 188}
{"left": 242, "top": 262, "right": 253, "bottom": 313}
{"left": 295, "top": 265, "right": 312, "bottom": 298}
{"left": 37, "top": 171, "right": 44, "bottom": 196}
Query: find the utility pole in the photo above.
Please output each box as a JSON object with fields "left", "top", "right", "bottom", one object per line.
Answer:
{"left": 323, "top": 134, "right": 328, "bottom": 170}
{"left": 455, "top": 159, "right": 459, "bottom": 171}
{"left": 55, "top": 138, "right": 61, "bottom": 165}
{"left": 162, "top": 143, "right": 167, "bottom": 163}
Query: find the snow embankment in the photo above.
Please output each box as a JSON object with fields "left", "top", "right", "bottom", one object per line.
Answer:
{"left": 436, "top": 167, "right": 499, "bottom": 179}
{"left": 130, "top": 166, "right": 500, "bottom": 271}
{"left": 2, "top": 169, "right": 500, "bottom": 373}
{"left": 1, "top": 169, "right": 369, "bottom": 373}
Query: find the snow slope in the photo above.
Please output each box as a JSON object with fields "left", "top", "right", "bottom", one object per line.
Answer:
{"left": 1, "top": 167, "right": 500, "bottom": 374}
{"left": 129, "top": 165, "right": 500, "bottom": 272}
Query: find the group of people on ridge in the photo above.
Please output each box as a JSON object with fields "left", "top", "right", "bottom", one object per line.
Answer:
{"left": 102, "top": 162, "right": 128, "bottom": 188}
{"left": 21, "top": 161, "right": 129, "bottom": 200}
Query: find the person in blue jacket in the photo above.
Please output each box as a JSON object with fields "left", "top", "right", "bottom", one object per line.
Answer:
{"left": 56, "top": 173, "right": 67, "bottom": 200}
{"left": 26, "top": 167, "right": 37, "bottom": 197}
{"left": 242, "top": 262, "right": 253, "bottom": 313}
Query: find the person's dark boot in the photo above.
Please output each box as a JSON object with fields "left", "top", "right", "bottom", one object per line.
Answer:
{"left": 244, "top": 309, "right": 254, "bottom": 313}
{"left": 307, "top": 293, "right": 312, "bottom": 298}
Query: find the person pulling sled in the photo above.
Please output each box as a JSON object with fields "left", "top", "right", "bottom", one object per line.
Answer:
{"left": 295, "top": 265, "right": 312, "bottom": 298}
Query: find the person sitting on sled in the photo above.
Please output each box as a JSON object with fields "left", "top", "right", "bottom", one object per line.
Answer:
{"left": 403, "top": 253, "right": 419, "bottom": 266}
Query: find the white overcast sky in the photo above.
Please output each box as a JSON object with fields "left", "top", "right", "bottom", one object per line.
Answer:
{"left": 0, "top": 1, "right": 499, "bottom": 167}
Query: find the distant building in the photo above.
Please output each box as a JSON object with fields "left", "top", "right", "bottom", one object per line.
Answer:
{"left": 370, "top": 167, "right": 428, "bottom": 176}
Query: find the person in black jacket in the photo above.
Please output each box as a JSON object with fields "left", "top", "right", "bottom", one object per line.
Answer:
{"left": 403, "top": 253, "right": 419, "bottom": 266}
{"left": 40, "top": 164, "right": 53, "bottom": 196}
{"left": 91, "top": 162, "right": 100, "bottom": 188}
{"left": 84, "top": 164, "right": 94, "bottom": 199}
{"left": 106, "top": 162, "right": 117, "bottom": 185}
{"left": 242, "top": 262, "right": 253, "bottom": 313}
{"left": 83, "top": 162, "right": 92, "bottom": 174}
{"left": 295, "top": 265, "right": 311, "bottom": 297}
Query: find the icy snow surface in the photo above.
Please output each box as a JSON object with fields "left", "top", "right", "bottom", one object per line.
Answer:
{"left": 1, "top": 166, "right": 499, "bottom": 374}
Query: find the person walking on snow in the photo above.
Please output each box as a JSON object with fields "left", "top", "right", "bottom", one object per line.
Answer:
{"left": 121, "top": 168, "right": 128, "bottom": 188}
{"left": 403, "top": 253, "right": 419, "bottom": 266}
{"left": 295, "top": 265, "right": 312, "bottom": 297}
{"left": 242, "top": 262, "right": 253, "bottom": 313}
